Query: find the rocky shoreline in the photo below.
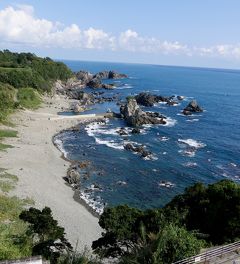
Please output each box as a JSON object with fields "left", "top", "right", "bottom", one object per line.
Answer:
{"left": 52, "top": 69, "right": 204, "bottom": 216}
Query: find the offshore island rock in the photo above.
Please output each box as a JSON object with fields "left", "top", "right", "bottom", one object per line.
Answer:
{"left": 120, "top": 98, "right": 166, "bottom": 127}
{"left": 183, "top": 100, "right": 203, "bottom": 115}
{"left": 135, "top": 92, "right": 177, "bottom": 107}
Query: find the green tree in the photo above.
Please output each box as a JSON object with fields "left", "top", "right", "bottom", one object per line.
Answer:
{"left": 19, "top": 207, "right": 72, "bottom": 263}
{"left": 120, "top": 224, "right": 204, "bottom": 264}
{"left": 165, "top": 180, "right": 240, "bottom": 244}
{"left": 92, "top": 205, "right": 143, "bottom": 258}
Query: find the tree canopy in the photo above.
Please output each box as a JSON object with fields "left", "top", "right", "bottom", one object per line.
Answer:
{"left": 92, "top": 180, "right": 240, "bottom": 263}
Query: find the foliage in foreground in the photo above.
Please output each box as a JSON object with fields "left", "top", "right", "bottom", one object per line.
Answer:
{"left": 0, "top": 193, "right": 33, "bottom": 260}
{"left": 120, "top": 224, "right": 204, "bottom": 264}
{"left": 92, "top": 180, "right": 240, "bottom": 263}
{"left": 19, "top": 207, "right": 72, "bottom": 263}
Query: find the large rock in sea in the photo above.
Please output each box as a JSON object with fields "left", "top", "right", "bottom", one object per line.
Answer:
{"left": 135, "top": 92, "right": 176, "bottom": 107}
{"left": 120, "top": 98, "right": 166, "bottom": 127}
{"left": 94, "top": 70, "right": 128, "bottom": 79}
{"left": 76, "top": 71, "right": 93, "bottom": 84}
{"left": 93, "top": 71, "right": 110, "bottom": 79}
{"left": 183, "top": 100, "right": 203, "bottom": 115}
{"left": 87, "top": 78, "right": 103, "bottom": 88}
{"left": 135, "top": 93, "right": 158, "bottom": 107}
{"left": 108, "top": 71, "right": 127, "bottom": 79}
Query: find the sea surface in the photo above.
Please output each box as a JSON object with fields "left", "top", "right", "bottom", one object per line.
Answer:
{"left": 55, "top": 60, "right": 240, "bottom": 214}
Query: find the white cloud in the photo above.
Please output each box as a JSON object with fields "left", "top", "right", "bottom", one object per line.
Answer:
{"left": 0, "top": 5, "right": 240, "bottom": 60}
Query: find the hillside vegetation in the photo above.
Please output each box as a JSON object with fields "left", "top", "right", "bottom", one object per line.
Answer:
{"left": 0, "top": 50, "right": 72, "bottom": 123}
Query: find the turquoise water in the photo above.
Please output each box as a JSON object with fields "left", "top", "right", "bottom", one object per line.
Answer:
{"left": 55, "top": 61, "right": 240, "bottom": 213}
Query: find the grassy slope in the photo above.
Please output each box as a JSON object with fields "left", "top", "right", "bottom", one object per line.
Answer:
{"left": 0, "top": 168, "right": 34, "bottom": 260}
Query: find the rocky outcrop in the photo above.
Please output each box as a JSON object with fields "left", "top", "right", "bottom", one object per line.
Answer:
{"left": 124, "top": 143, "right": 152, "bottom": 158}
{"left": 75, "top": 70, "right": 127, "bottom": 90}
{"left": 177, "top": 95, "right": 185, "bottom": 101}
{"left": 117, "top": 128, "right": 128, "bottom": 136}
{"left": 66, "top": 165, "right": 81, "bottom": 185}
{"left": 93, "top": 70, "right": 127, "bottom": 80}
{"left": 135, "top": 92, "right": 178, "bottom": 107}
{"left": 108, "top": 71, "right": 127, "bottom": 79}
{"left": 183, "top": 100, "right": 203, "bottom": 115}
{"left": 87, "top": 78, "right": 102, "bottom": 89}
{"left": 93, "top": 71, "right": 109, "bottom": 79}
{"left": 76, "top": 71, "right": 93, "bottom": 84}
{"left": 131, "top": 128, "right": 140, "bottom": 134}
{"left": 120, "top": 98, "right": 166, "bottom": 127}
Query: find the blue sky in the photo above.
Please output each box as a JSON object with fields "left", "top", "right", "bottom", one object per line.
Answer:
{"left": 0, "top": 0, "right": 240, "bottom": 68}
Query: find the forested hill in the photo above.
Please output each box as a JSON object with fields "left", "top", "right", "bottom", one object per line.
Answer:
{"left": 0, "top": 50, "right": 72, "bottom": 91}
{"left": 0, "top": 50, "right": 72, "bottom": 123}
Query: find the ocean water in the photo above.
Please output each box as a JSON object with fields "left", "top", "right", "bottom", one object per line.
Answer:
{"left": 55, "top": 61, "right": 240, "bottom": 214}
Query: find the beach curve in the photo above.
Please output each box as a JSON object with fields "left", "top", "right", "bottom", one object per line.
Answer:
{"left": 0, "top": 94, "right": 103, "bottom": 250}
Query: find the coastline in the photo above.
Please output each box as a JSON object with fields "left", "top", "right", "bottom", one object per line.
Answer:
{"left": 0, "top": 94, "right": 103, "bottom": 250}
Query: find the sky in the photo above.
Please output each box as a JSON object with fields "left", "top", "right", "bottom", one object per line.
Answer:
{"left": 0, "top": 0, "right": 240, "bottom": 69}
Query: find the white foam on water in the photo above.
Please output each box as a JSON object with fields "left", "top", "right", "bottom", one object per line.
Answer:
{"left": 116, "top": 84, "right": 133, "bottom": 89}
{"left": 178, "top": 149, "right": 196, "bottom": 157}
{"left": 54, "top": 138, "right": 68, "bottom": 158}
{"left": 164, "top": 117, "right": 177, "bottom": 127}
{"left": 143, "top": 154, "right": 158, "bottom": 161}
{"left": 95, "top": 137, "right": 124, "bottom": 150}
{"left": 183, "top": 162, "right": 198, "bottom": 167}
{"left": 79, "top": 191, "right": 104, "bottom": 215}
{"left": 159, "top": 136, "right": 170, "bottom": 141}
{"left": 186, "top": 119, "right": 199, "bottom": 122}
{"left": 178, "top": 139, "right": 206, "bottom": 149}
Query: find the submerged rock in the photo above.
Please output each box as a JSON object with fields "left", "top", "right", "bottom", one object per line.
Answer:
{"left": 117, "top": 128, "right": 128, "bottom": 136}
{"left": 177, "top": 95, "right": 185, "bottom": 100}
{"left": 131, "top": 128, "right": 141, "bottom": 134}
{"left": 183, "top": 100, "right": 203, "bottom": 115}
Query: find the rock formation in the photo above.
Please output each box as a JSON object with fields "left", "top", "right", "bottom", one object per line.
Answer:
{"left": 183, "top": 100, "right": 203, "bottom": 115}
{"left": 120, "top": 98, "right": 166, "bottom": 127}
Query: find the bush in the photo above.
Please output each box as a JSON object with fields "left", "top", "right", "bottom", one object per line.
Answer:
{"left": 0, "top": 82, "right": 17, "bottom": 123}
{"left": 17, "top": 88, "right": 42, "bottom": 109}
{"left": 0, "top": 194, "right": 33, "bottom": 260}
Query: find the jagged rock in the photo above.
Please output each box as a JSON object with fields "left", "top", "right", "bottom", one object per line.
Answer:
{"left": 87, "top": 78, "right": 103, "bottom": 88}
{"left": 78, "top": 92, "right": 94, "bottom": 105}
{"left": 108, "top": 71, "right": 127, "bottom": 79}
{"left": 93, "top": 71, "right": 109, "bottom": 79}
{"left": 93, "top": 70, "right": 127, "bottom": 79}
{"left": 72, "top": 103, "right": 85, "bottom": 113}
{"left": 124, "top": 143, "right": 152, "bottom": 158}
{"left": 117, "top": 128, "right": 128, "bottom": 136}
{"left": 66, "top": 167, "right": 80, "bottom": 184}
{"left": 76, "top": 71, "right": 93, "bottom": 84}
{"left": 131, "top": 128, "right": 140, "bottom": 134}
{"left": 135, "top": 93, "right": 157, "bottom": 107}
{"left": 183, "top": 100, "right": 203, "bottom": 115}
{"left": 120, "top": 98, "right": 166, "bottom": 127}
{"left": 177, "top": 95, "right": 185, "bottom": 100}
{"left": 135, "top": 92, "right": 173, "bottom": 107}
{"left": 102, "top": 83, "right": 115, "bottom": 89}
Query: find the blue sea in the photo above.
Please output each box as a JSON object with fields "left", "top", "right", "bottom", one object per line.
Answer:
{"left": 55, "top": 60, "right": 240, "bottom": 214}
